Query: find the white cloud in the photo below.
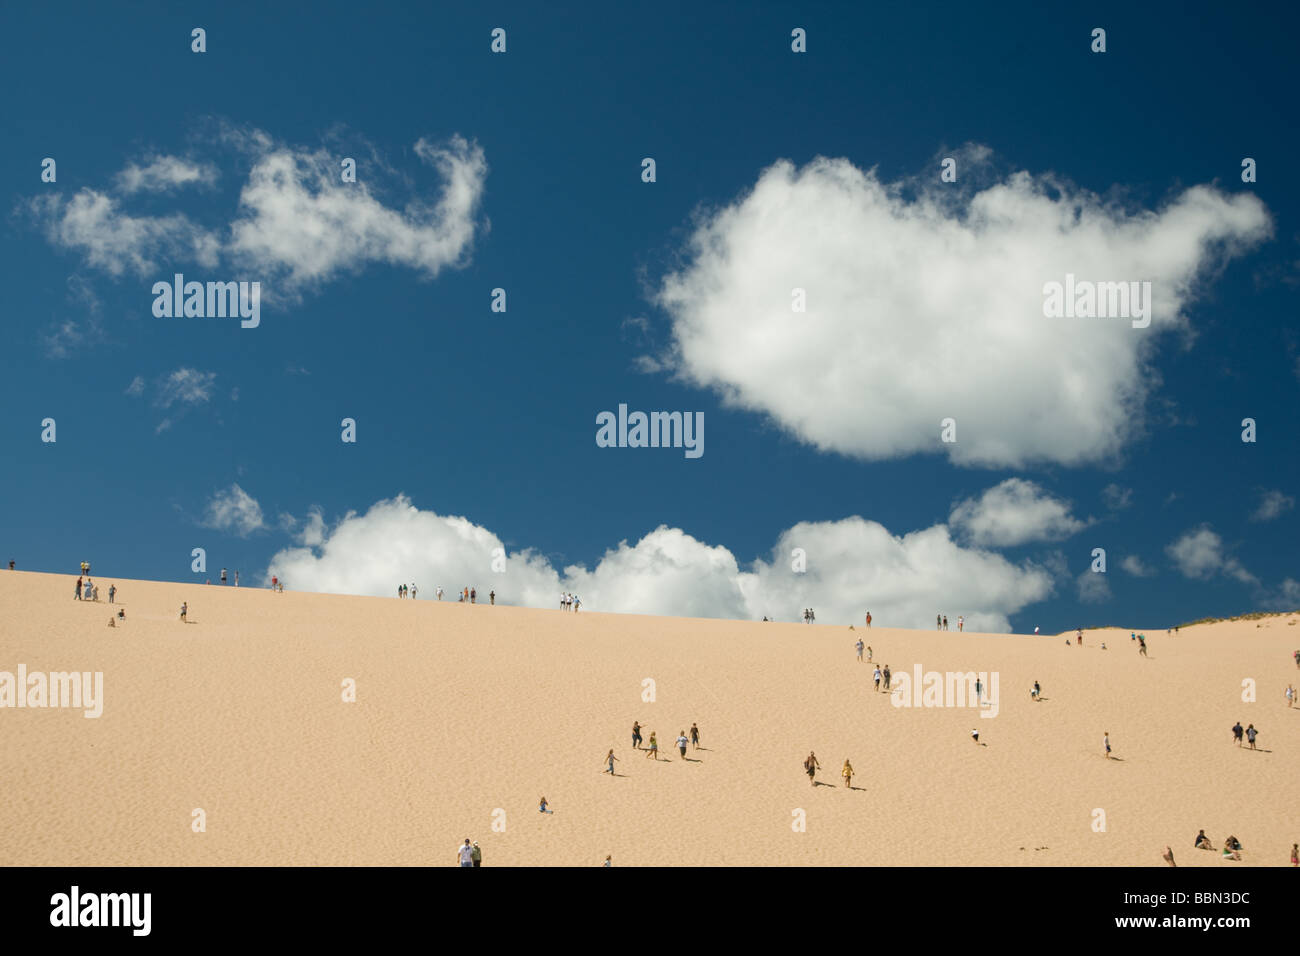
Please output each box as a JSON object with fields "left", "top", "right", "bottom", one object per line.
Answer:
{"left": 202, "top": 484, "right": 265, "bottom": 537}
{"left": 1076, "top": 569, "right": 1112, "bottom": 603}
{"left": 1251, "top": 489, "right": 1294, "bottom": 522}
{"left": 228, "top": 133, "right": 487, "bottom": 294}
{"left": 1165, "top": 526, "right": 1257, "bottom": 586}
{"left": 115, "top": 155, "right": 218, "bottom": 194}
{"left": 26, "top": 130, "right": 486, "bottom": 299}
{"left": 1268, "top": 578, "right": 1300, "bottom": 610}
{"left": 27, "top": 189, "right": 219, "bottom": 277}
{"left": 125, "top": 375, "right": 145, "bottom": 396}
{"left": 156, "top": 368, "right": 216, "bottom": 407}
{"left": 1120, "top": 555, "right": 1155, "bottom": 577}
{"left": 266, "top": 496, "right": 1053, "bottom": 632}
{"left": 652, "top": 153, "right": 1271, "bottom": 467}
{"left": 948, "top": 478, "right": 1088, "bottom": 547}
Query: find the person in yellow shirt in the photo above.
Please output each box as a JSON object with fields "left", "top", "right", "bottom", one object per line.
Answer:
{"left": 842, "top": 759, "right": 854, "bottom": 789}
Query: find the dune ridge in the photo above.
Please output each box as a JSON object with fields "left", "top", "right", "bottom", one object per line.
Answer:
{"left": 2, "top": 570, "right": 1297, "bottom": 866}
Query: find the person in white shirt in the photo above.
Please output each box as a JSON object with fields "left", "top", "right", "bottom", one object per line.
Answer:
{"left": 436, "top": 587, "right": 443, "bottom": 600}
{"left": 457, "top": 839, "right": 475, "bottom": 867}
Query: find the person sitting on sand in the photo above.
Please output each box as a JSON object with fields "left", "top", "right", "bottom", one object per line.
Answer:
{"left": 804, "top": 752, "right": 821, "bottom": 786}
{"left": 1291, "top": 843, "right": 1298, "bottom": 867}
{"left": 539, "top": 796, "right": 553, "bottom": 814}
{"left": 1221, "top": 844, "right": 1242, "bottom": 862}
{"left": 107, "top": 617, "right": 116, "bottom": 628}
{"left": 970, "top": 728, "right": 980, "bottom": 745}
{"left": 117, "top": 609, "right": 125, "bottom": 620}
{"left": 1194, "top": 830, "right": 1214, "bottom": 850}
{"left": 1225, "top": 835, "right": 1242, "bottom": 853}
{"left": 842, "top": 759, "right": 853, "bottom": 789}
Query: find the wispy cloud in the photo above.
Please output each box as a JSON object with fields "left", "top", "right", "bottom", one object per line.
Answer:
{"left": 201, "top": 483, "right": 265, "bottom": 537}
{"left": 115, "top": 155, "right": 219, "bottom": 194}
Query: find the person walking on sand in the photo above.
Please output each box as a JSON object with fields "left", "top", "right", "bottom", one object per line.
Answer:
{"left": 873, "top": 665, "right": 882, "bottom": 693}
{"left": 489, "top": 590, "right": 495, "bottom": 605}
{"left": 842, "top": 759, "right": 854, "bottom": 789}
{"left": 1138, "top": 635, "right": 1147, "bottom": 657}
{"left": 604, "top": 749, "right": 619, "bottom": 775}
{"left": 457, "top": 838, "right": 474, "bottom": 867}
{"left": 411, "top": 584, "right": 417, "bottom": 599}
{"left": 975, "top": 676, "right": 983, "bottom": 703}
{"left": 180, "top": 602, "right": 188, "bottom": 622}
{"left": 235, "top": 570, "right": 239, "bottom": 587}
{"left": 690, "top": 722, "right": 700, "bottom": 751}
{"left": 865, "top": 611, "right": 872, "bottom": 628}
{"left": 1031, "top": 680, "right": 1041, "bottom": 701}
{"left": 1232, "top": 721, "right": 1244, "bottom": 746}
{"left": 866, "top": 645, "right": 873, "bottom": 662}
{"left": 937, "top": 613, "right": 942, "bottom": 630}
{"left": 632, "top": 721, "right": 643, "bottom": 749}
{"left": 108, "top": 584, "right": 116, "bottom": 604}
{"left": 221, "top": 568, "right": 227, "bottom": 585}
{"left": 1104, "top": 732, "right": 1112, "bottom": 759}
{"left": 958, "top": 615, "right": 964, "bottom": 632}
{"left": 804, "top": 752, "right": 821, "bottom": 786}
{"left": 471, "top": 588, "right": 476, "bottom": 604}
{"left": 1285, "top": 685, "right": 1295, "bottom": 708}
{"left": 856, "top": 637, "right": 864, "bottom": 662}
{"left": 471, "top": 842, "right": 482, "bottom": 867}
{"left": 75, "top": 577, "right": 83, "bottom": 600}
{"left": 436, "top": 586, "right": 443, "bottom": 600}
{"left": 1245, "top": 724, "right": 1258, "bottom": 750}
{"left": 943, "top": 615, "right": 948, "bottom": 631}
{"left": 676, "top": 731, "right": 689, "bottom": 759}
{"left": 646, "top": 732, "right": 659, "bottom": 760}
{"left": 883, "top": 664, "right": 892, "bottom": 692}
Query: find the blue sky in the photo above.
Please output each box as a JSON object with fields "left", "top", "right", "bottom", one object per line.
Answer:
{"left": 1, "top": 1, "right": 1296, "bottom": 631}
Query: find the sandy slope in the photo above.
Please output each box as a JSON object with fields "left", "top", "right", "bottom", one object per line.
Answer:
{"left": 1, "top": 570, "right": 1296, "bottom": 866}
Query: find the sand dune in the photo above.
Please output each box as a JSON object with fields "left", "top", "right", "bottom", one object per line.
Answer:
{"left": 2, "top": 570, "right": 1296, "bottom": 866}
